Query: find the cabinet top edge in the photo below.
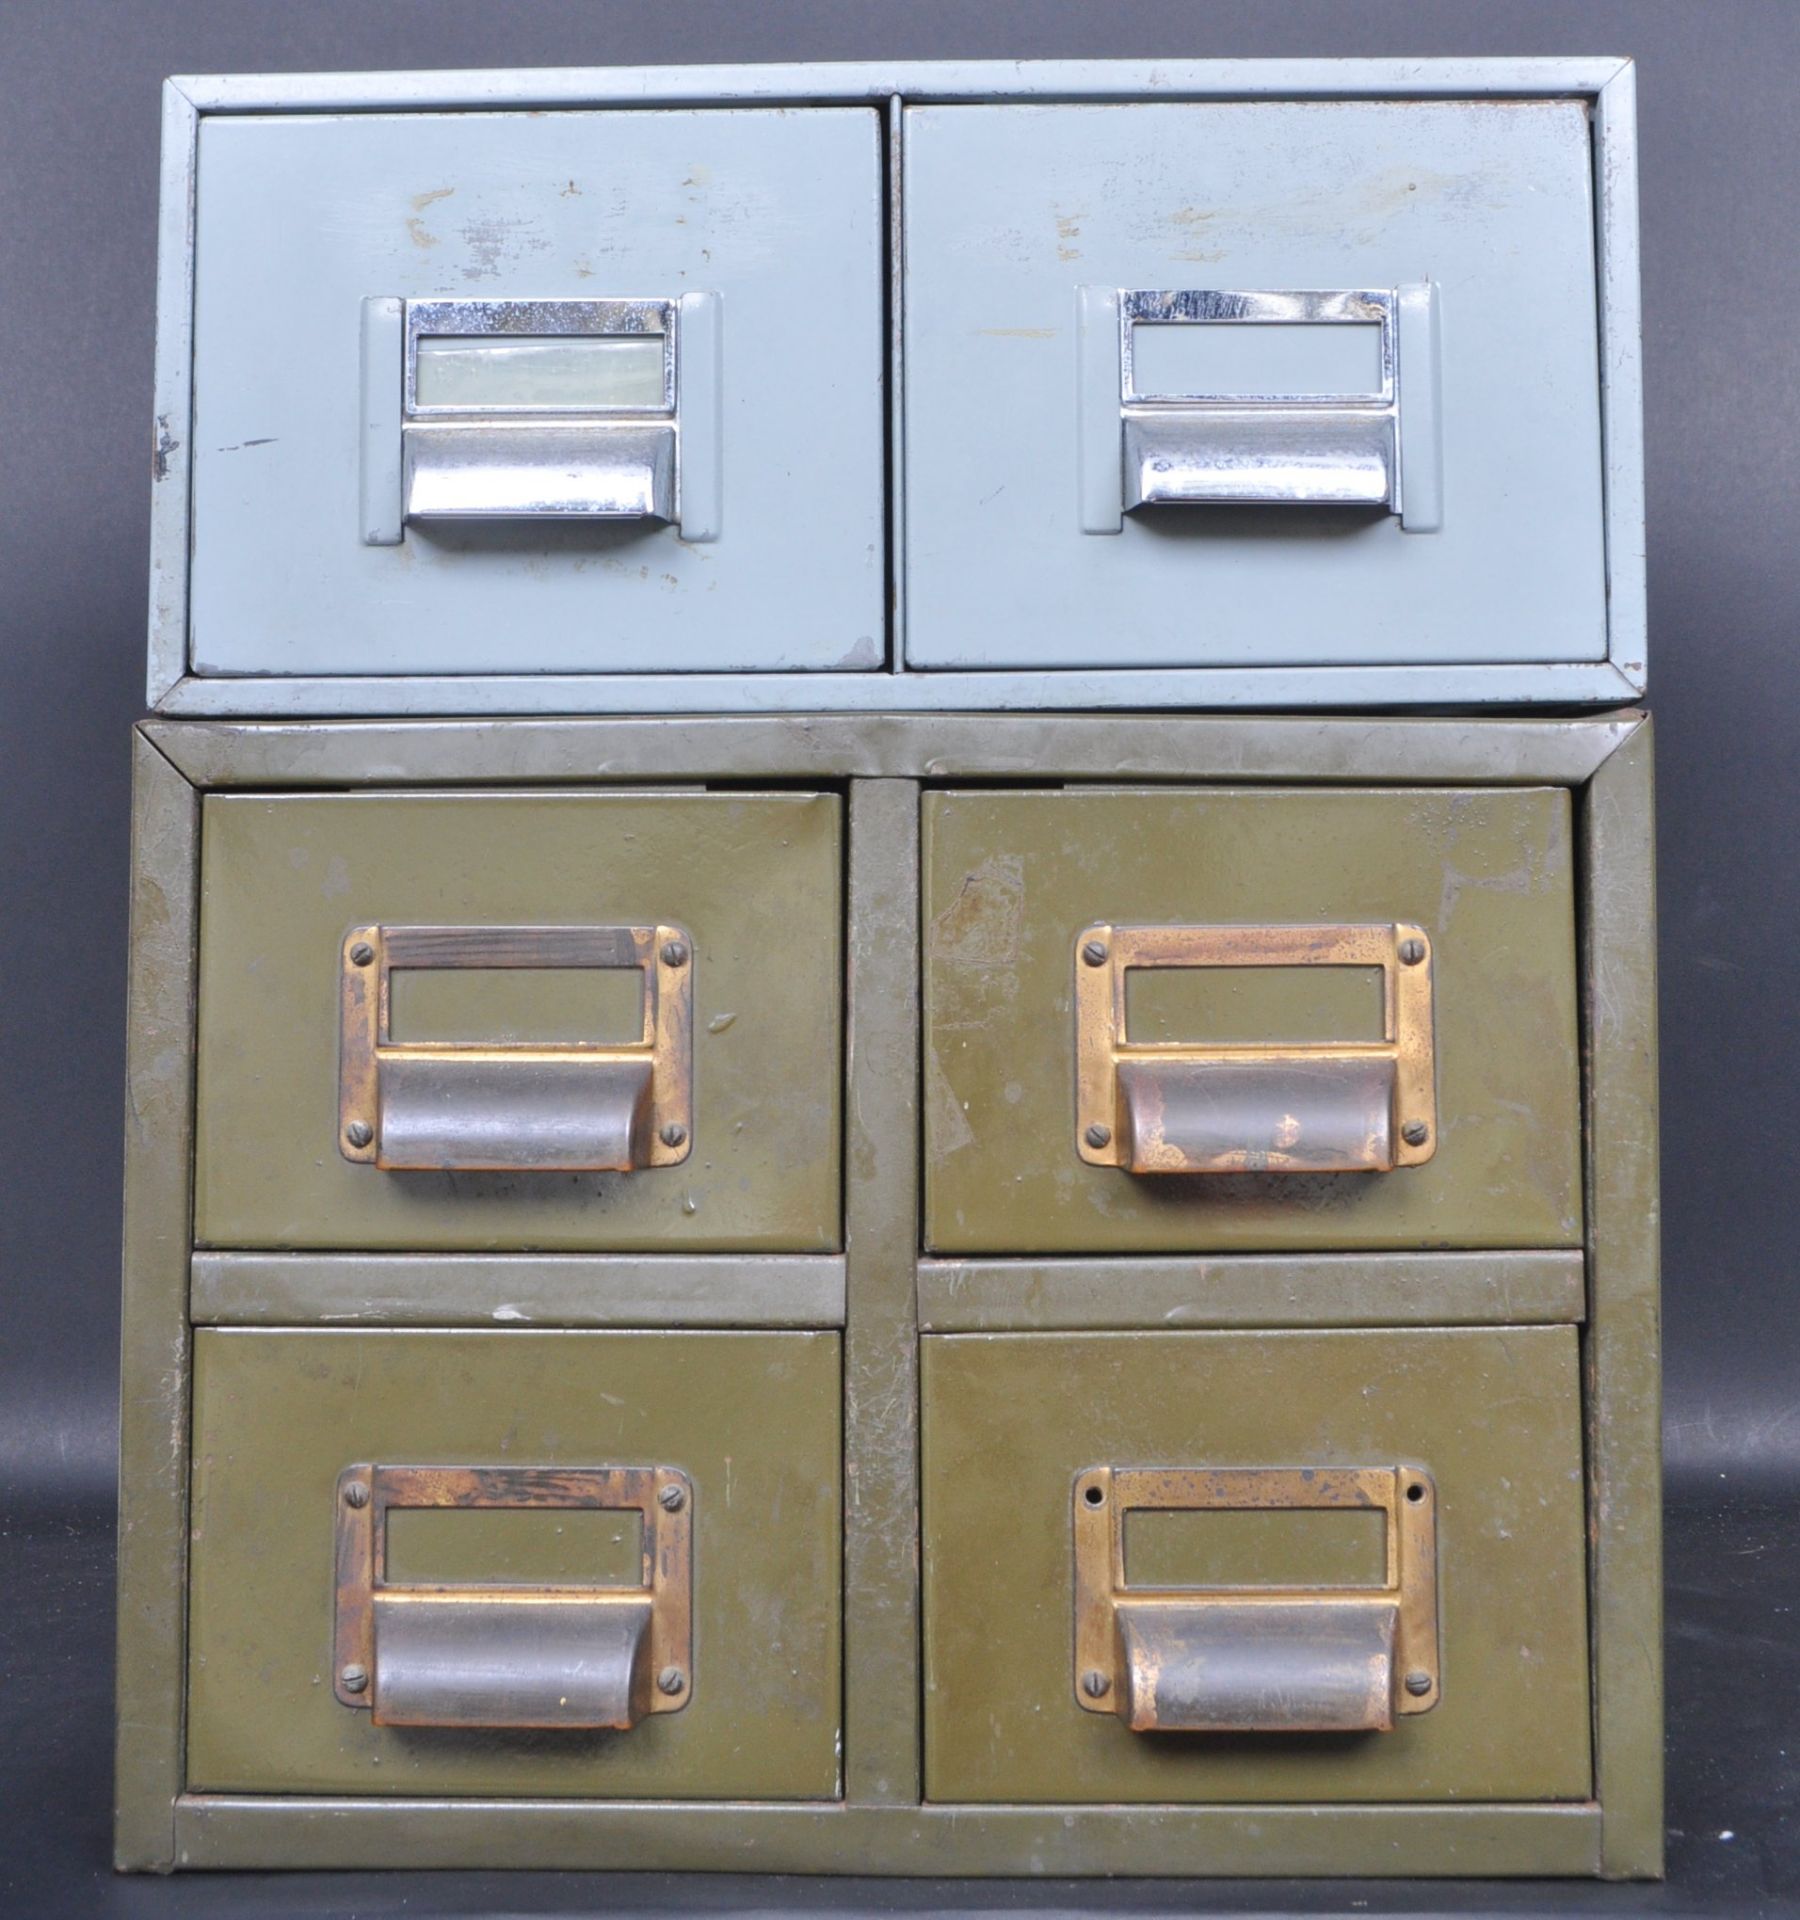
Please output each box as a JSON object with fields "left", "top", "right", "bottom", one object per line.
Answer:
{"left": 166, "top": 58, "right": 1637, "bottom": 117}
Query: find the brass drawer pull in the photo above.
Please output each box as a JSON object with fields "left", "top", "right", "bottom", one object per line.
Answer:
{"left": 333, "top": 1463, "right": 693, "bottom": 1730}
{"left": 1074, "top": 922, "right": 1436, "bottom": 1174}
{"left": 339, "top": 923, "right": 693, "bottom": 1172}
{"left": 1073, "top": 1465, "right": 1439, "bottom": 1734}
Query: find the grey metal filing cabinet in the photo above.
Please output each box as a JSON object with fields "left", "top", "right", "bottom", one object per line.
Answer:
{"left": 119, "top": 60, "right": 1662, "bottom": 1881}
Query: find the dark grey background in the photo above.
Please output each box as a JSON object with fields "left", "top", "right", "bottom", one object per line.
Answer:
{"left": 0, "top": 1, "right": 1796, "bottom": 1912}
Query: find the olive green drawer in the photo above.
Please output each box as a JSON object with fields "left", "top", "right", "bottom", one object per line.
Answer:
{"left": 186, "top": 1329, "right": 841, "bottom": 1797}
{"left": 923, "top": 786, "right": 1581, "bottom": 1253}
{"left": 194, "top": 789, "right": 841, "bottom": 1251}
{"left": 921, "top": 1327, "right": 1591, "bottom": 1804}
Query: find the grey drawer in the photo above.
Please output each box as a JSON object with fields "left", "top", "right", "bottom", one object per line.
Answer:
{"left": 903, "top": 101, "right": 1612, "bottom": 673}
{"left": 184, "top": 107, "right": 885, "bottom": 678}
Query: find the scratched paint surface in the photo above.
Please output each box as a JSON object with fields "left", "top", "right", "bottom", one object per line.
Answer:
{"left": 924, "top": 785, "right": 1582, "bottom": 1252}
{"left": 921, "top": 1326, "right": 1591, "bottom": 1801}
{"left": 904, "top": 101, "right": 1608, "bottom": 669}
{"left": 194, "top": 790, "right": 842, "bottom": 1251}
{"left": 186, "top": 109, "right": 885, "bottom": 675}
{"left": 186, "top": 1329, "right": 841, "bottom": 1796}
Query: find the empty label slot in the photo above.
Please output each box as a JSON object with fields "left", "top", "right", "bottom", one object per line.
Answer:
{"left": 1125, "top": 964, "right": 1385, "bottom": 1047}
{"left": 1130, "top": 320, "right": 1383, "bottom": 400}
{"left": 414, "top": 334, "right": 668, "bottom": 412}
{"left": 385, "top": 1506, "right": 645, "bottom": 1589}
{"left": 1124, "top": 1506, "right": 1388, "bottom": 1591}
{"left": 388, "top": 966, "right": 646, "bottom": 1046}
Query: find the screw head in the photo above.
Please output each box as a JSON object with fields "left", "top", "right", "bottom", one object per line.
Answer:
{"left": 1082, "top": 1669, "right": 1111, "bottom": 1699}
{"left": 1081, "top": 939, "right": 1109, "bottom": 967}
{"left": 658, "top": 1484, "right": 687, "bottom": 1512}
{"left": 339, "top": 1663, "right": 369, "bottom": 1695}
{"left": 659, "top": 1122, "right": 688, "bottom": 1150}
{"left": 1401, "top": 1120, "right": 1430, "bottom": 1148}
{"left": 1398, "top": 937, "right": 1427, "bottom": 966}
{"left": 349, "top": 941, "right": 375, "bottom": 967}
{"left": 1085, "top": 1123, "right": 1112, "bottom": 1149}
{"left": 342, "top": 1480, "right": 370, "bottom": 1510}
{"left": 345, "top": 1120, "right": 374, "bottom": 1149}
{"left": 1404, "top": 1670, "right": 1433, "bottom": 1697}
{"left": 661, "top": 939, "right": 689, "bottom": 969}
{"left": 657, "top": 1665, "right": 686, "bottom": 1696}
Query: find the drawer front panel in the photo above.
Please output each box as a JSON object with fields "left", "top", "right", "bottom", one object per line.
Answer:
{"left": 921, "top": 1327, "right": 1591, "bottom": 1803}
{"left": 195, "top": 790, "right": 841, "bottom": 1251}
{"left": 923, "top": 786, "right": 1580, "bottom": 1253}
{"left": 187, "top": 109, "right": 884, "bottom": 676}
{"left": 903, "top": 102, "right": 1608, "bottom": 671}
{"left": 186, "top": 1329, "right": 841, "bottom": 1797}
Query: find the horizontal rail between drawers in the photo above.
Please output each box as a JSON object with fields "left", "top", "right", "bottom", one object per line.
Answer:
{"left": 143, "top": 712, "right": 1643, "bottom": 788}
{"left": 917, "top": 1251, "right": 1585, "bottom": 1331}
{"left": 171, "top": 1794, "right": 1604, "bottom": 1876}
{"left": 189, "top": 1252, "right": 846, "bottom": 1328}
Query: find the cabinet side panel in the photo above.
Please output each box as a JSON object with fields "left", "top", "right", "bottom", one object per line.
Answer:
{"left": 115, "top": 734, "right": 199, "bottom": 1868}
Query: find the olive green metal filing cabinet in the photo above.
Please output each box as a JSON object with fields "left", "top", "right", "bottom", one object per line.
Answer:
{"left": 119, "top": 58, "right": 1661, "bottom": 1882}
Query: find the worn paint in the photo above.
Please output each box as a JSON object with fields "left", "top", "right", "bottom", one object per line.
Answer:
{"left": 903, "top": 100, "right": 1612, "bottom": 676}
{"left": 182, "top": 108, "right": 885, "bottom": 678}
{"left": 187, "top": 1329, "right": 841, "bottom": 1796}
{"left": 921, "top": 1328, "right": 1592, "bottom": 1802}
{"left": 194, "top": 790, "right": 842, "bottom": 1252}
{"left": 924, "top": 786, "right": 1583, "bottom": 1253}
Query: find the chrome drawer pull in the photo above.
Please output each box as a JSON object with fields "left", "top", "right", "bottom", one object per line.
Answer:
{"left": 1078, "top": 284, "right": 1442, "bottom": 533}
{"left": 338, "top": 923, "right": 694, "bottom": 1173}
{"left": 1073, "top": 1464, "right": 1440, "bottom": 1734}
{"left": 333, "top": 1463, "right": 693, "bottom": 1731}
{"left": 1074, "top": 921, "right": 1437, "bottom": 1175}
{"left": 360, "top": 293, "right": 723, "bottom": 544}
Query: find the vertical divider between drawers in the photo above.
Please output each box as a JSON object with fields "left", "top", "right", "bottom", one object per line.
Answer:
{"left": 842, "top": 778, "right": 923, "bottom": 1804}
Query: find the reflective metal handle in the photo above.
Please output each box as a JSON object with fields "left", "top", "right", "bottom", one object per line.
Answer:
{"left": 360, "top": 293, "right": 722, "bottom": 544}
{"left": 1074, "top": 922, "right": 1437, "bottom": 1175}
{"left": 1078, "top": 284, "right": 1442, "bottom": 533}
{"left": 339, "top": 923, "right": 693, "bottom": 1172}
{"left": 1073, "top": 1465, "right": 1440, "bottom": 1733}
{"left": 334, "top": 1463, "right": 692, "bottom": 1730}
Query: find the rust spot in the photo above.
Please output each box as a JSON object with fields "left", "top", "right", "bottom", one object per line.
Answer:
{"left": 928, "top": 855, "right": 1025, "bottom": 967}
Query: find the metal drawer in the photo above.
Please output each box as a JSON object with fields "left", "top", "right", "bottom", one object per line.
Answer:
{"left": 185, "top": 1329, "right": 841, "bottom": 1797}
{"left": 923, "top": 784, "right": 1581, "bottom": 1254}
{"left": 921, "top": 1326, "right": 1591, "bottom": 1803}
{"left": 193, "top": 790, "right": 841, "bottom": 1251}
{"left": 903, "top": 101, "right": 1611, "bottom": 673}
{"left": 181, "top": 108, "right": 884, "bottom": 677}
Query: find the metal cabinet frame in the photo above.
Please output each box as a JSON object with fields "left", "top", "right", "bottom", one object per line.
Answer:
{"left": 149, "top": 57, "right": 1644, "bottom": 715}
{"left": 119, "top": 711, "right": 1659, "bottom": 1876}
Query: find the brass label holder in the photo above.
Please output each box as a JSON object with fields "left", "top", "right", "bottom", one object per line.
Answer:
{"left": 1073, "top": 1465, "right": 1439, "bottom": 1734}
{"left": 334, "top": 1463, "right": 693, "bottom": 1730}
{"left": 339, "top": 923, "right": 693, "bottom": 1172}
{"left": 1074, "top": 921, "right": 1437, "bottom": 1174}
